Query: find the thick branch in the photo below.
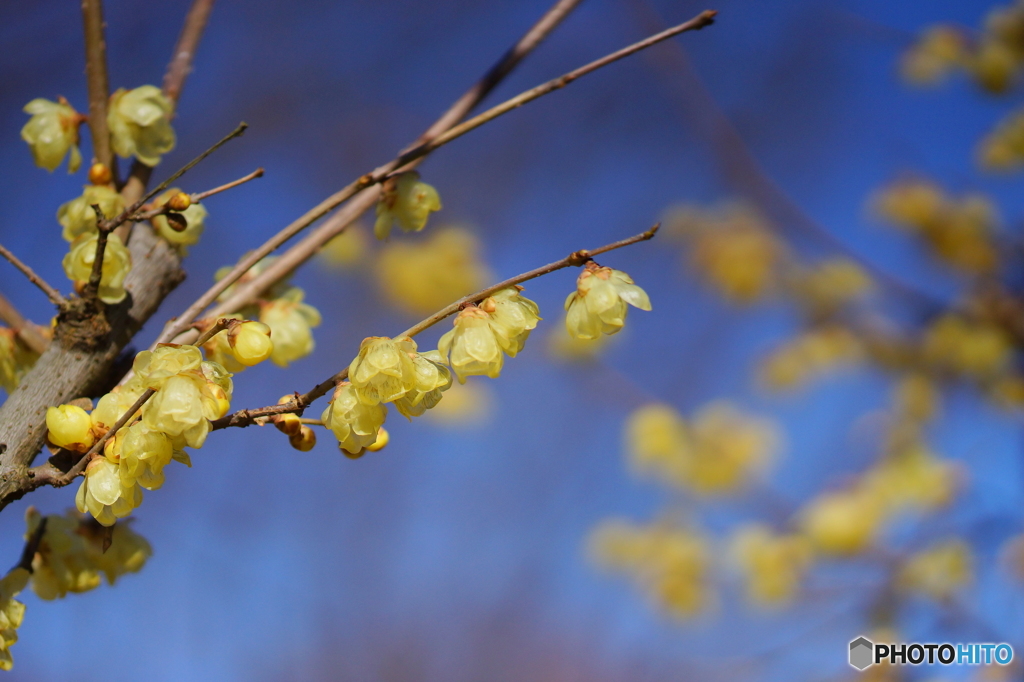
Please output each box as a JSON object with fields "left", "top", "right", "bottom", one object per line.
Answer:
{"left": 81, "top": 0, "right": 115, "bottom": 174}
{"left": 160, "top": 9, "right": 714, "bottom": 346}
{"left": 0, "top": 243, "right": 66, "bottom": 306}
{"left": 211, "top": 224, "right": 659, "bottom": 430}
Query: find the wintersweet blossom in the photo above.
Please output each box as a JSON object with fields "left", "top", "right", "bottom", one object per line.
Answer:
{"left": 62, "top": 233, "right": 132, "bottom": 304}
{"left": 57, "top": 185, "right": 125, "bottom": 242}
{"left": 348, "top": 336, "right": 417, "bottom": 405}
{"left": 374, "top": 171, "right": 442, "bottom": 240}
{"left": 322, "top": 382, "right": 388, "bottom": 456}
{"left": 45, "top": 405, "right": 95, "bottom": 452}
{"left": 107, "top": 86, "right": 176, "bottom": 166}
{"left": 564, "top": 263, "right": 651, "bottom": 340}
{"left": 21, "top": 98, "right": 81, "bottom": 173}
{"left": 438, "top": 306, "right": 504, "bottom": 383}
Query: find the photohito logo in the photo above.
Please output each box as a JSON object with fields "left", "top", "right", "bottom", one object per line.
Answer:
{"left": 849, "top": 636, "right": 1014, "bottom": 671}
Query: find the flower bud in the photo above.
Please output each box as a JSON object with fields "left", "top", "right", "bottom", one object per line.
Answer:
{"left": 288, "top": 426, "right": 317, "bottom": 452}
{"left": 107, "top": 86, "right": 176, "bottom": 166}
{"left": 273, "top": 395, "right": 303, "bottom": 437}
{"left": 46, "top": 405, "right": 95, "bottom": 452}
{"left": 21, "top": 98, "right": 81, "bottom": 173}
{"left": 366, "top": 426, "right": 389, "bottom": 452}
{"left": 228, "top": 321, "right": 274, "bottom": 366}
{"left": 88, "top": 163, "right": 113, "bottom": 186}
{"left": 151, "top": 188, "right": 207, "bottom": 251}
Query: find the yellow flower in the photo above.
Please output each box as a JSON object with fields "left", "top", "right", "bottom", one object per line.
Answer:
{"left": 625, "top": 403, "right": 689, "bottom": 477}
{"left": 923, "top": 315, "right": 1011, "bottom": 379}
{"left": 978, "top": 107, "right": 1024, "bottom": 172}
{"left": 968, "top": 38, "right": 1017, "bottom": 93}
{"left": 789, "top": 259, "right": 873, "bottom": 313}
{"left": 366, "top": 427, "right": 390, "bottom": 451}
{"left": 321, "top": 382, "right": 387, "bottom": 456}
{"left": 422, "top": 379, "right": 493, "bottom": 425}
{"left": 133, "top": 345, "right": 203, "bottom": 390}
{"left": 393, "top": 349, "right": 453, "bottom": 419}
{"left": 799, "top": 489, "right": 881, "bottom": 556}
{"left": 75, "top": 457, "right": 142, "bottom": 527}
{"left": 729, "top": 525, "right": 814, "bottom": 606}
{"left": 0, "top": 331, "right": 16, "bottom": 393}
{"left": 564, "top": 263, "right": 651, "bottom": 340}
{"left": 438, "top": 306, "right": 504, "bottom": 383}
{"left": 375, "top": 227, "right": 492, "bottom": 316}
{"left": 91, "top": 381, "right": 146, "bottom": 435}
{"left": 151, "top": 187, "right": 208, "bottom": 252}
{"left": 348, "top": 336, "right": 417, "bottom": 405}
{"left": 0, "top": 567, "right": 29, "bottom": 671}
{"left": 141, "top": 370, "right": 228, "bottom": 449}
{"left": 62, "top": 232, "right": 132, "bottom": 304}
{"left": 259, "top": 290, "right": 321, "bottom": 367}
{"left": 317, "top": 224, "right": 369, "bottom": 269}
{"left": 57, "top": 184, "right": 125, "bottom": 242}
{"left": 900, "top": 26, "right": 967, "bottom": 85}
{"left": 83, "top": 521, "right": 152, "bottom": 585}
{"left": 119, "top": 422, "right": 174, "bottom": 490}
{"left": 228, "top": 320, "right": 274, "bottom": 367}
{"left": 21, "top": 97, "right": 81, "bottom": 173}
{"left": 591, "top": 520, "right": 712, "bottom": 619}
{"left": 45, "top": 404, "right": 95, "bottom": 453}
{"left": 25, "top": 509, "right": 101, "bottom": 600}
{"left": 480, "top": 287, "right": 541, "bottom": 358}
{"left": 759, "top": 326, "right": 863, "bottom": 390}
{"left": 898, "top": 539, "right": 973, "bottom": 600}
{"left": 861, "top": 445, "right": 957, "bottom": 515}
{"left": 374, "top": 171, "right": 442, "bottom": 239}
{"left": 107, "top": 85, "right": 176, "bottom": 166}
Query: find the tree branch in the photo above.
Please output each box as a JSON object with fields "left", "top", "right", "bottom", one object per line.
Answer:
{"left": 163, "top": 0, "right": 216, "bottom": 105}
{"left": 211, "top": 224, "right": 659, "bottom": 430}
{"left": 0, "top": 292, "right": 49, "bottom": 356}
{"left": 0, "top": 243, "right": 67, "bottom": 307}
{"left": 157, "top": 9, "right": 715, "bottom": 347}
{"left": 14, "top": 515, "right": 46, "bottom": 573}
{"left": 81, "top": 0, "right": 115, "bottom": 175}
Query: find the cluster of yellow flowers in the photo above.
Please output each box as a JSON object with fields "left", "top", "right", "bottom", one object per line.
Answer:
{"left": 591, "top": 520, "right": 712, "bottom": 618}
{"left": 873, "top": 178, "right": 1000, "bottom": 274}
{"left": 787, "top": 259, "right": 873, "bottom": 316}
{"left": 902, "top": 1, "right": 1024, "bottom": 93}
{"left": 760, "top": 325, "right": 864, "bottom": 390}
{"left": 979, "top": 107, "right": 1024, "bottom": 170}
{"left": 922, "top": 314, "right": 1012, "bottom": 380}
{"left": 0, "top": 328, "right": 42, "bottom": 394}
{"left": 25, "top": 508, "right": 150, "bottom": 600}
{"left": 45, "top": 333, "right": 267, "bottom": 525}
{"left": 374, "top": 171, "right": 442, "bottom": 240}
{"left": 0, "top": 568, "right": 29, "bottom": 671}
{"left": 376, "top": 227, "right": 492, "bottom": 316}
{"left": 728, "top": 524, "right": 813, "bottom": 607}
{"left": 22, "top": 85, "right": 175, "bottom": 174}
{"left": 897, "top": 539, "right": 973, "bottom": 600}
{"left": 664, "top": 203, "right": 784, "bottom": 303}
{"left": 211, "top": 261, "right": 321, "bottom": 368}
{"left": 625, "top": 401, "right": 778, "bottom": 496}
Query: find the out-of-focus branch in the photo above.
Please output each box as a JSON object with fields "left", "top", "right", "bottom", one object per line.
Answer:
{"left": 211, "top": 224, "right": 660, "bottom": 430}
{"left": 0, "top": 292, "right": 49, "bottom": 356}
{"left": 163, "top": 0, "right": 216, "bottom": 104}
{"left": 161, "top": 9, "right": 716, "bottom": 347}
{"left": 120, "top": 0, "right": 217, "bottom": 215}
{"left": 0, "top": 243, "right": 66, "bottom": 307}
{"left": 82, "top": 0, "right": 115, "bottom": 175}
{"left": 629, "top": 0, "right": 939, "bottom": 310}
{"left": 14, "top": 515, "right": 46, "bottom": 573}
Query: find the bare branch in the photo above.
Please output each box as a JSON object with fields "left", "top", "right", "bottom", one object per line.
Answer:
{"left": 130, "top": 168, "right": 264, "bottom": 222}
{"left": 0, "top": 292, "right": 49, "bottom": 356}
{"left": 163, "top": 0, "right": 216, "bottom": 104}
{"left": 82, "top": 0, "right": 115, "bottom": 175}
{"left": 158, "top": 9, "right": 715, "bottom": 347}
{"left": 0, "top": 243, "right": 67, "bottom": 307}
{"left": 211, "top": 224, "right": 659, "bottom": 430}
{"left": 83, "top": 204, "right": 110, "bottom": 303}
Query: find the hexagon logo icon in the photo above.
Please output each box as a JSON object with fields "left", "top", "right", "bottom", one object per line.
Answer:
{"left": 849, "top": 636, "right": 874, "bottom": 670}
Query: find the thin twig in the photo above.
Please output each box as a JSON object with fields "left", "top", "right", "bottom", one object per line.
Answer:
{"left": 81, "top": 0, "right": 115, "bottom": 176}
{"left": 158, "top": 9, "right": 715, "bottom": 347}
{"left": 130, "top": 168, "right": 265, "bottom": 222}
{"left": 14, "top": 516, "right": 47, "bottom": 573}
{"left": 102, "top": 123, "right": 248, "bottom": 235}
{"left": 191, "top": 167, "right": 264, "bottom": 202}
{"left": 83, "top": 205, "right": 110, "bottom": 302}
{"left": 0, "top": 292, "right": 49, "bottom": 356}
{"left": 211, "top": 224, "right": 659, "bottom": 430}
{"left": 0, "top": 242, "right": 67, "bottom": 306}
{"left": 163, "top": 0, "right": 216, "bottom": 104}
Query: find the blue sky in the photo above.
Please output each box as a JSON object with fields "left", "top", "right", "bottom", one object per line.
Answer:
{"left": 1, "top": 1, "right": 1022, "bottom": 680}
